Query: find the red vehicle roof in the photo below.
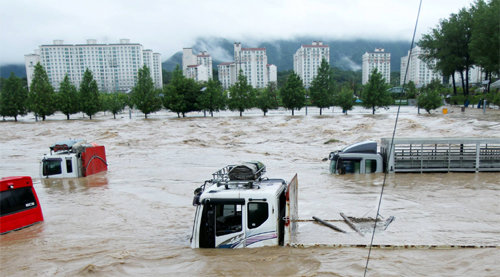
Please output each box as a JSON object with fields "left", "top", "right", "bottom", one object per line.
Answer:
{"left": 0, "top": 176, "right": 33, "bottom": 191}
{"left": 1, "top": 176, "right": 44, "bottom": 234}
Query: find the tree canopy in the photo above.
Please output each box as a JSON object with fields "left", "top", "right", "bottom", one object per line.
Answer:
{"left": 337, "top": 86, "right": 356, "bottom": 115}
{"left": 418, "top": 0, "right": 498, "bottom": 96}
{"left": 280, "top": 72, "right": 305, "bottom": 116}
{"left": 57, "top": 74, "right": 79, "bottom": 120}
{"left": 469, "top": 0, "right": 500, "bottom": 85}
{"left": 197, "top": 79, "right": 226, "bottom": 117}
{"left": 163, "top": 65, "right": 201, "bottom": 117}
{"left": 79, "top": 69, "right": 101, "bottom": 119}
{"left": 309, "top": 58, "right": 335, "bottom": 115}
{"left": 360, "top": 68, "right": 392, "bottom": 114}
{"left": 102, "top": 92, "right": 128, "bottom": 119}
{"left": 28, "top": 63, "right": 56, "bottom": 121}
{"left": 0, "top": 72, "right": 28, "bottom": 121}
{"left": 418, "top": 89, "right": 443, "bottom": 114}
{"left": 256, "top": 82, "right": 279, "bottom": 116}
{"left": 131, "top": 65, "right": 162, "bottom": 118}
{"left": 227, "top": 70, "right": 255, "bottom": 117}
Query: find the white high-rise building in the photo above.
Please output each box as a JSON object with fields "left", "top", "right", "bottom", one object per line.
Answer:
{"left": 217, "top": 62, "right": 236, "bottom": 90}
{"left": 230, "top": 42, "right": 277, "bottom": 89}
{"left": 24, "top": 39, "right": 162, "bottom": 92}
{"left": 185, "top": 65, "right": 209, "bottom": 82}
{"left": 267, "top": 64, "right": 277, "bottom": 84}
{"left": 182, "top": 48, "right": 212, "bottom": 82}
{"left": 362, "top": 48, "right": 391, "bottom": 84}
{"left": 400, "top": 46, "right": 442, "bottom": 87}
{"left": 293, "top": 41, "right": 330, "bottom": 88}
{"left": 453, "top": 66, "right": 486, "bottom": 86}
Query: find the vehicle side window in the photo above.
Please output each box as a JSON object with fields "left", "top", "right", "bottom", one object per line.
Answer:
{"left": 248, "top": 202, "right": 268, "bottom": 229}
{"left": 365, "top": 159, "right": 377, "bottom": 173}
{"left": 0, "top": 187, "right": 37, "bottom": 216}
{"left": 66, "top": 158, "right": 73, "bottom": 173}
{"left": 215, "top": 204, "right": 242, "bottom": 236}
{"left": 340, "top": 159, "right": 361, "bottom": 173}
{"left": 43, "top": 158, "right": 62, "bottom": 176}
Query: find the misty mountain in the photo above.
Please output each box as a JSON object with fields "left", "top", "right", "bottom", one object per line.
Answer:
{"left": 162, "top": 37, "right": 411, "bottom": 72}
{"left": 2, "top": 37, "right": 410, "bottom": 79}
{"left": 0, "top": 64, "right": 26, "bottom": 78}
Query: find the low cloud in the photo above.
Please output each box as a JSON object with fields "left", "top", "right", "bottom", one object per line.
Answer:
{"left": 340, "top": 56, "right": 361, "bottom": 71}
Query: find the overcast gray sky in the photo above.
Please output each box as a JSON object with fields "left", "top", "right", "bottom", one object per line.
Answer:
{"left": 0, "top": 0, "right": 474, "bottom": 65}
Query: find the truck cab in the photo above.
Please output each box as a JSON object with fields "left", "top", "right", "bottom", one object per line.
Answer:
{"left": 329, "top": 141, "right": 383, "bottom": 174}
{"left": 190, "top": 162, "right": 298, "bottom": 248}
{"left": 40, "top": 139, "right": 107, "bottom": 178}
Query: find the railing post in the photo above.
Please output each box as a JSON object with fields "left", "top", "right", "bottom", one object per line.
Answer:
{"left": 476, "top": 143, "right": 480, "bottom": 172}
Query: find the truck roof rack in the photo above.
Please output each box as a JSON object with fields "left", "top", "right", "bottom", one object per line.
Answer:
{"left": 50, "top": 139, "right": 84, "bottom": 153}
{"left": 212, "top": 162, "right": 266, "bottom": 182}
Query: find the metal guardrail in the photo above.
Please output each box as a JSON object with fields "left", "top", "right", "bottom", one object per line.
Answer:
{"left": 381, "top": 138, "right": 500, "bottom": 172}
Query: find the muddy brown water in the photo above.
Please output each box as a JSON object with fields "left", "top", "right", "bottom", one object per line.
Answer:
{"left": 1, "top": 106, "right": 499, "bottom": 276}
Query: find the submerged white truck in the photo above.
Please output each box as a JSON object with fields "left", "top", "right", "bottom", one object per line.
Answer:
{"left": 190, "top": 162, "right": 298, "bottom": 248}
{"left": 40, "top": 139, "right": 108, "bottom": 178}
{"left": 329, "top": 137, "right": 500, "bottom": 174}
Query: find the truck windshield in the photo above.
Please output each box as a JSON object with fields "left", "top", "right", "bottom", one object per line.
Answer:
{"left": 43, "top": 158, "right": 62, "bottom": 176}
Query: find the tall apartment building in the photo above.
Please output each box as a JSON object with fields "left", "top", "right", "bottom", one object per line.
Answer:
{"left": 453, "top": 66, "right": 486, "bottom": 86}
{"left": 218, "top": 42, "right": 277, "bottom": 90}
{"left": 25, "top": 39, "right": 162, "bottom": 92}
{"left": 293, "top": 41, "right": 330, "bottom": 88}
{"left": 400, "top": 46, "right": 442, "bottom": 87}
{"left": 182, "top": 48, "right": 212, "bottom": 82}
{"left": 362, "top": 48, "right": 391, "bottom": 84}
{"left": 217, "top": 62, "right": 236, "bottom": 89}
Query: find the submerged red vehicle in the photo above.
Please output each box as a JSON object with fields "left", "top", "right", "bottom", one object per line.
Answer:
{"left": 0, "top": 176, "right": 44, "bottom": 234}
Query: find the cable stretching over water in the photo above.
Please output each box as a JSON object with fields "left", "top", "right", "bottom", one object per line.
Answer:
{"left": 363, "top": 0, "right": 423, "bottom": 276}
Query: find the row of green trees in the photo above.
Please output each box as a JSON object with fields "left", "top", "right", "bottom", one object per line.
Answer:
{"left": 161, "top": 61, "right": 400, "bottom": 117}
{"left": 0, "top": 64, "right": 131, "bottom": 121}
{"left": 1, "top": 60, "right": 449, "bottom": 121}
{"left": 418, "top": 0, "right": 499, "bottom": 96}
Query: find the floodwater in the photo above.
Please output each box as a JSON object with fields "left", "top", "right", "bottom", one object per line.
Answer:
{"left": 1, "top": 106, "right": 499, "bottom": 276}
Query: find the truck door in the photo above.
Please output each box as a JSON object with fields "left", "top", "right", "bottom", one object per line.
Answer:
{"left": 278, "top": 190, "right": 286, "bottom": 246}
{"left": 285, "top": 174, "right": 298, "bottom": 245}
{"left": 199, "top": 198, "right": 245, "bottom": 248}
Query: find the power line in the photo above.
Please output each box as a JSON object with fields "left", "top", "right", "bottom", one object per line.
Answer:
{"left": 363, "top": 0, "right": 423, "bottom": 276}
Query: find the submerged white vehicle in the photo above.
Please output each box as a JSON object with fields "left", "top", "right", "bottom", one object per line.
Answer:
{"left": 329, "top": 138, "right": 500, "bottom": 174}
{"left": 40, "top": 139, "right": 108, "bottom": 178}
{"left": 329, "top": 141, "right": 383, "bottom": 174}
{"left": 190, "top": 162, "right": 298, "bottom": 248}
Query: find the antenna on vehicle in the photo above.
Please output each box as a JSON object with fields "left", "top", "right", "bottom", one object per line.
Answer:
{"left": 364, "top": 0, "right": 423, "bottom": 275}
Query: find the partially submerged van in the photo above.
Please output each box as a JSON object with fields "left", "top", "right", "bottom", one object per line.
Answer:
{"left": 1, "top": 176, "right": 44, "bottom": 234}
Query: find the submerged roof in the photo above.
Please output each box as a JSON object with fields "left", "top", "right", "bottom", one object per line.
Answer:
{"left": 50, "top": 139, "right": 84, "bottom": 151}
{"left": 342, "top": 141, "right": 377, "bottom": 154}
{"left": 200, "top": 178, "right": 286, "bottom": 201}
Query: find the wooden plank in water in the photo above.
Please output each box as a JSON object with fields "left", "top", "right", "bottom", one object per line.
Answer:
{"left": 340, "top": 212, "right": 364, "bottom": 237}
{"left": 312, "top": 216, "right": 346, "bottom": 233}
